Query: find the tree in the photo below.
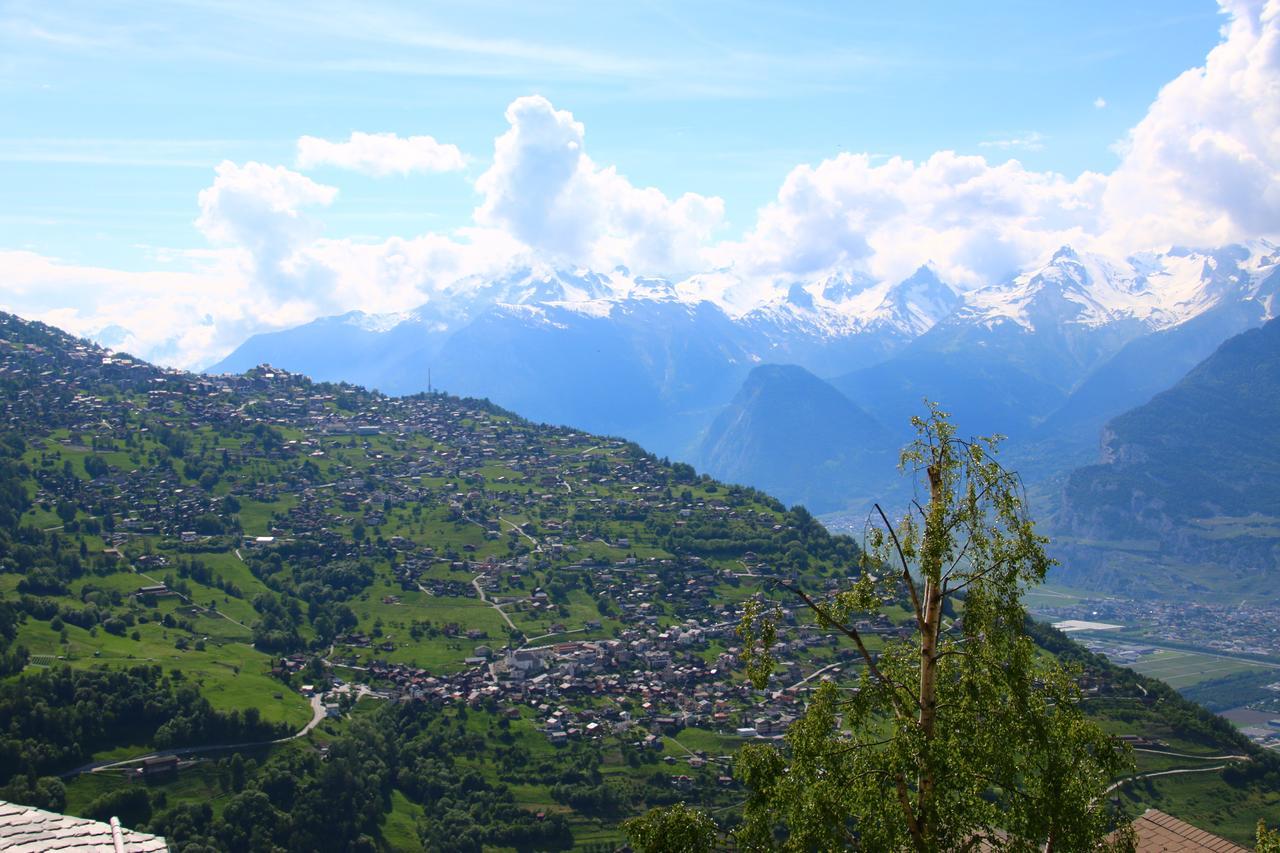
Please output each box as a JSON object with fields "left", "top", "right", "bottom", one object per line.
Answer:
{"left": 1259, "top": 821, "right": 1280, "bottom": 853}
{"left": 624, "top": 802, "right": 719, "bottom": 853}
{"left": 734, "top": 404, "right": 1133, "bottom": 851}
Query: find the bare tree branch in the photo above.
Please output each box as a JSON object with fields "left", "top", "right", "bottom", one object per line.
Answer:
{"left": 875, "top": 502, "right": 924, "bottom": 632}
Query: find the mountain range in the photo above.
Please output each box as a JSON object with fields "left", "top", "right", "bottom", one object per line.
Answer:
{"left": 210, "top": 241, "right": 1280, "bottom": 515}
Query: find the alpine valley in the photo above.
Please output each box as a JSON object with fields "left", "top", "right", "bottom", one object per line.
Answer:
{"left": 3, "top": 310, "right": 1280, "bottom": 849}
{"left": 212, "top": 241, "right": 1280, "bottom": 520}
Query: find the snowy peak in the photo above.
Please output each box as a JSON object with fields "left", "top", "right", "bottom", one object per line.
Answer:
{"left": 339, "top": 309, "right": 422, "bottom": 333}
{"left": 867, "top": 265, "right": 960, "bottom": 336}
{"left": 957, "top": 243, "right": 1279, "bottom": 334}
{"left": 469, "top": 265, "right": 617, "bottom": 305}
{"left": 278, "top": 242, "right": 1277, "bottom": 355}
{"left": 820, "top": 270, "right": 877, "bottom": 303}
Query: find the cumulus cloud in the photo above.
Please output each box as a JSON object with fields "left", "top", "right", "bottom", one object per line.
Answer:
{"left": 715, "top": 0, "right": 1279, "bottom": 293}
{"left": 296, "top": 131, "right": 467, "bottom": 176}
{"left": 1102, "top": 0, "right": 1280, "bottom": 248}
{"left": 6, "top": 0, "right": 1279, "bottom": 369}
{"left": 474, "top": 95, "right": 724, "bottom": 275}
{"left": 194, "top": 160, "right": 342, "bottom": 303}
{"left": 0, "top": 248, "right": 271, "bottom": 369}
{"left": 1093, "top": 97, "right": 1107, "bottom": 109}
{"left": 196, "top": 161, "right": 335, "bottom": 264}
{"left": 721, "top": 151, "right": 1106, "bottom": 288}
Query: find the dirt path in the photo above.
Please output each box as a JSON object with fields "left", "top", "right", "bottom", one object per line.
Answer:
{"left": 1134, "top": 747, "right": 1250, "bottom": 761}
{"left": 472, "top": 575, "right": 517, "bottom": 632}
{"left": 61, "top": 695, "right": 326, "bottom": 779}
{"left": 1104, "top": 763, "right": 1237, "bottom": 795}
{"left": 500, "top": 517, "right": 538, "bottom": 546}
{"left": 786, "top": 661, "right": 842, "bottom": 691}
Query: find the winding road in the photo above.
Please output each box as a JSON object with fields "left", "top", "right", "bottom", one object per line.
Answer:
{"left": 1102, "top": 748, "right": 1251, "bottom": 795}
{"left": 1104, "top": 763, "right": 1236, "bottom": 795}
{"left": 472, "top": 574, "right": 518, "bottom": 632}
{"left": 60, "top": 694, "right": 327, "bottom": 779}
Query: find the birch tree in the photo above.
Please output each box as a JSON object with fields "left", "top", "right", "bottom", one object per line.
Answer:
{"left": 735, "top": 404, "right": 1133, "bottom": 851}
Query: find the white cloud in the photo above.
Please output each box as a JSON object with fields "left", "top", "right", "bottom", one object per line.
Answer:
{"left": 1101, "top": 0, "right": 1280, "bottom": 248}
{"left": 979, "top": 131, "right": 1046, "bottom": 152}
{"left": 195, "top": 160, "right": 339, "bottom": 301}
{"left": 715, "top": 0, "right": 1279, "bottom": 293}
{"left": 719, "top": 151, "right": 1106, "bottom": 289}
{"left": 5, "top": 0, "right": 1279, "bottom": 369}
{"left": 1093, "top": 96, "right": 1107, "bottom": 109}
{"left": 191, "top": 157, "right": 522, "bottom": 320}
{"left": 196, "top": 160, "right": 336, "bottom": 256}
{"left": 296, "top": 131, "right": 467, "bottom": 176}
{"left": 474, "top": 95, "right": 724, "bottom": 276}
{"left": 0, "top": 248, "right": 269, "bottom": 369}
{"left": 0, "top": 160, "right": 516, "bottom": 369}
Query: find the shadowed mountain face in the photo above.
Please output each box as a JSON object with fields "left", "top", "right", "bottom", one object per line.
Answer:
{"left": 1050, "top": 316, "right": 1280, "bottom": 598}
{"left": 696, "top": 364, "right": 893, "bottom": 514}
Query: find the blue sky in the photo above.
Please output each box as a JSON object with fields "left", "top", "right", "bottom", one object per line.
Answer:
{"left": 1, "top": 0, "right": 1276, "bottom": 368}
{"left": 1, "top": 1, "right": 1222, "bottom": 268}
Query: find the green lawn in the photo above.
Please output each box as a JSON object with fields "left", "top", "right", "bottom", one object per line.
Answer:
{"left": 1122, "top": 648, "right": 1273, "bottom": 690}
{"left": 379, "top": 789, "right": 426, "bottom": 851}
{"left": 1116, "top": 768, "right": 1280, "bottom": 846}
{"left": 17, "top": 618, "right": 311, "bottom": 729}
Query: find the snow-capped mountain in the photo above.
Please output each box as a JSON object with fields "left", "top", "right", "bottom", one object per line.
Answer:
{"left": 959, "top": 241, "right": 1278, "bottom": 335}
{"left": 209, "top": 241, "right": 1279, "bottom": 493}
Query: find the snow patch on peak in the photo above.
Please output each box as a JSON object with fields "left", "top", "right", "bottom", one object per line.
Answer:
{"left": 820, "top": 270, "right": 877, "bottom": 303}
{"left": 957, "top": 243, "right": 1279, "bottom": 334}
{"left": 547, "top": 299, "right": 615, "bottom": 319}
{"left": 340, "top": 309, "right": 417, "bottom": 333}
{"left": 867, "top": 266, "right": 960, "bottom": 336}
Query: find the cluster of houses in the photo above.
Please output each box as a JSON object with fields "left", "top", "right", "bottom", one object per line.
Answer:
{"left": 1, "top": 327, "right": 886, "bottom": 749}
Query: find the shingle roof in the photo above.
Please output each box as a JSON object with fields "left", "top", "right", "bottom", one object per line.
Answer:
{"left": 0, "top": 800, "right": 168, "bottom": 852}
{"left": 1128, "top": 808, "right": 1249, "bottom": 852}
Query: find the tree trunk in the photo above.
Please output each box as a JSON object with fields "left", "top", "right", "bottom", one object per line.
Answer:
{"left": 914, "top": 463, "right": 945, "bottom": 850}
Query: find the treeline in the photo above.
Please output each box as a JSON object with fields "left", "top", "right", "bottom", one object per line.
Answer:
{"left": 666, "top": 504, "right": 860, "bottom": 571}
{"left": 149, "top": 702, "right": 573, "bottom": 853}
{"left": 1181, "top": 669, "right": 1280, "bottom": 712}
{"left": 0, "top": 665, "right": 289, "bottom": 781}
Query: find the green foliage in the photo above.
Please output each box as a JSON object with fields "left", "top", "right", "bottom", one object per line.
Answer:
{"left": 1058, "top": 317, "right": 1280, "bottom": 585}
{"left": 0, "top": 665, "right": 288, "bottom": 780}
{"left": 624, "top": 801, "right": 718, "bottom": 853}
{"left": 1258, "top": 820, "right": 1280, "bottom": 853}
{"left": 0, "top": 311, "right": 1266, "bottom": 848}
{"left": 0, "top": 774, "right": 66, "bottom": 812}
{"left": 734, "top": 405, "right": 1134, "bottom": 851}
{"left": 86, "top": 787, "right": 151, "bottom": 828}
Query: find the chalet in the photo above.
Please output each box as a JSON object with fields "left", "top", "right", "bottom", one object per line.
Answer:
{"left": 141, "top": 755, "right": 178, "bottom": 777}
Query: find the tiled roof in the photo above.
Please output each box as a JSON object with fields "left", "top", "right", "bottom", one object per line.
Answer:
{"left": 1128, "top": 808, "right": 1249, "bottom": 852}
{"left": 0, "top": 800, "right": 168, "bottom": 852}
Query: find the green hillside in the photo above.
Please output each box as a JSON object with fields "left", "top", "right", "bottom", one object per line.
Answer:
{"left": 1054, "top": 316, "right": 1280, "bottom": 598}
{"left": 0, "top": 311, "right": 1276, "bottom": 849}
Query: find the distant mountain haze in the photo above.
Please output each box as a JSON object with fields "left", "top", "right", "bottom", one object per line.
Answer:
{"left": 210, "top": 242, "right": 1280, "bottom": 514}
{"left": 1050, "top": 316, "right": 1280, "bottom": 599}
{"left": 695, "top": 364, "right": 892, "bottom": 514}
